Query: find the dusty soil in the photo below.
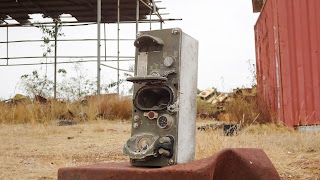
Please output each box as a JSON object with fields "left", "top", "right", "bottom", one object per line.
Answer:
{"left": 0, "top": 120, "right": 319, "bottom": 180}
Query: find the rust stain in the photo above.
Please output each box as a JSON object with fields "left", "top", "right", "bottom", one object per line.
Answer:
{"left": 255, "top": 0, "right": 320, "bottom": 126}
{"left": 58, "top": 148, "right": 280, "bottom": 180}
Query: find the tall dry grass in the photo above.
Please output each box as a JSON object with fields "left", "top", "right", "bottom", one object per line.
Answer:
{"left": 197, "top": 87, "right": 276, "bottom": 126}
{"left": 97, "top": 96, "right": 132, "bottom": 120}
{"left": 0, "top": 93, "right": 277, "bottom": 126}
{"left": 0, "top": 96, "right": 132, "bottom": 124}
{"left": 0, "top": 101, "right": 66, "bottom": 124}
{"left": 197, "top": 100, "right": 219, "bottom": 118}
{"left": 220, "top": 95, "right": 274, "bottom": 125}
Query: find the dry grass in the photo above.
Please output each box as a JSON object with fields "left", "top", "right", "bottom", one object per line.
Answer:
{"left": 0, "top": 96, "right": 319, "bottom": 179}
{"left": 196, "top": 120, "right": 320, "bottom": 179}
{"left": 0, "top": 120, "right": 131, "bottom": 180}
{"left": 198, "top": 86, "right": 276, "bottom": 125}
{"left": 98, "top": 96, "right": 132, "bottom": 120}
{"left": 221, "top": 92, "right": 277, "bottom": 125}
{"left": 0, "top": 119, "right": 319, "bottom": 179}
{"left": 197, "top": 100, "right": 220, "bottom": 118}
{"left": 0, "top": 96, "right": 132, "bottom": 124}
{"left": 1, "top": 93, "right": 270, "bottom": 126}
{"left": 0, "top": 101, "right": 67, "bottom": 124}
{"left": 220, "top": 95, "right": 271, "bottom": 124}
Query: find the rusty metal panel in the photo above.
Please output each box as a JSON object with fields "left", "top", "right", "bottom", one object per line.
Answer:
{"left": 58, "top": 148, "right": 280, "bottom": 180}
{"left": 255, "top": 0, "right": 320, "bottom": 126}
{"left": 255, "top": 0, "right": 281, "bottom": 124}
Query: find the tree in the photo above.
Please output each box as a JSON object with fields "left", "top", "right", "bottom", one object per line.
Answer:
{"left": 20, "top": 70, "right": 53, "bottom": 97}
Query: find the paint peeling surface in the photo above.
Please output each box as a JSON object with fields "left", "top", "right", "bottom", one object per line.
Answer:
{"left": 255, "top": 0, "right": 320, "bottom": 126}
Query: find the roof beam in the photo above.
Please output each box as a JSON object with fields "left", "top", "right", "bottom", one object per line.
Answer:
{"left": 28, "top": 0, "right": 60, "bottom": 20}
{"left": 0, "top": 0, "right": 161, "bottom": 25}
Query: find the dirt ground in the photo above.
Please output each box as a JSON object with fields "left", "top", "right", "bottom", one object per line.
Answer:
{"left": 0, "top": 120, "right": 319, "bottom": 180}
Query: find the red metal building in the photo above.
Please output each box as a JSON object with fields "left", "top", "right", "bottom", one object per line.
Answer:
{"left": 254, "top": 0, "right": 320, "bottom": 126}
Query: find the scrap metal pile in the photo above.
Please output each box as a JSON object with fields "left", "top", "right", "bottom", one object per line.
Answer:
{"left": 197, "top": 86, "right": 257, "bottom": 120}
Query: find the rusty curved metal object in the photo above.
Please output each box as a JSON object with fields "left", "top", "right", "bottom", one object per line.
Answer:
{"left": 58, "top": 148, "right": 280, "bottom": 180}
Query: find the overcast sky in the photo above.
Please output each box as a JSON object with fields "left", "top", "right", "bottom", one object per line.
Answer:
{"left": 0, "top": 0, "right": 260, "bottom": 99}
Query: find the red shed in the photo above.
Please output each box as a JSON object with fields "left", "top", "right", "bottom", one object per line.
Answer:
{"left": 254, "top": 0, "right": 320, "bottom": 126}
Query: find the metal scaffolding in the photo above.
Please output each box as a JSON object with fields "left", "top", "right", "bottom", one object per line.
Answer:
{"left": 97, "top": 0, "right": 102, "bottom": 95}
{"left": 54, "top": 21, "right": 58, "bottom": 99}
{"left": 0, "top": 0, "right": 181, "bottom": 97}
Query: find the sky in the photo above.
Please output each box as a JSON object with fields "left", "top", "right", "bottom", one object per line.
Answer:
{"left": 0, "top": 0, "right": 260, "bottom": 100}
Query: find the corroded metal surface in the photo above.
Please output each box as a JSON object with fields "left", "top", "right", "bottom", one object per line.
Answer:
{"left": 58, "top": 148, "right": 280, "bottom": 180}
{"left": 123, "top": 29, "right": 198, "bottom": 167}
{"left": 255, "top": 0, "right": 320, "bottom": 126}
{"left": 0, "top": 0, "right": 152, "bottom": 24}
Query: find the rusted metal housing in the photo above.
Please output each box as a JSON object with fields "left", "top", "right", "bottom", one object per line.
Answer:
{"left": 255, "top": 0, "right": 320, "bottom": 126}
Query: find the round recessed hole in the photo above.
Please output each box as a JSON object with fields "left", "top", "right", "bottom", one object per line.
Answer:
{"left": 157, "top": 114, "right": 173, "bottom": 130}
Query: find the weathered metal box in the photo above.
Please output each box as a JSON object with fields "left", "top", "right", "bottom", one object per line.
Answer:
{"left": 123, "top": 28, "right": 198, "bottom": 167}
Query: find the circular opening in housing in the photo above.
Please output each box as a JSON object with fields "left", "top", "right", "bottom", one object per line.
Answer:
{"left": 157, "top": 114, "right": 173, "bottom": 130}
{"left": 158, "top": 116, "right": 168, "bottom": 128}
{"left": 134, "top": 86, "right": 173, "bottom": 111}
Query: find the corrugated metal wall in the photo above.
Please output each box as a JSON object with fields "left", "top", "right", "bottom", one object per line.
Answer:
{"left": 255, "top": 0, "right": 320, "bottom": 126}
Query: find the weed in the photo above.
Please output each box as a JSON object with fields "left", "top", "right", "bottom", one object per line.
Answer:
{"left": 220, "top": 93, "right": 273, "bottom": 125}
{"left": 98, "top": 96, "right": 132, "bottom": 120}
{"left": 0, "top": 96, "right": 132, "bottom": 124}
{"left": 197, "top": 100, "right": 219, "bottom": 118}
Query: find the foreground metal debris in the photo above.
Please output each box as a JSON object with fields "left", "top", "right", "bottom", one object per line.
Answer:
{"left": 58, "top": 148, "right": 280, "bottom": 180}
